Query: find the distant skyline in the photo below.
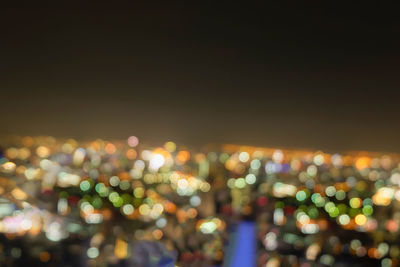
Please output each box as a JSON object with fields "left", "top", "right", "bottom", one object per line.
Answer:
{"left": 1, "top": 3, "right": 400, "bottom": 152}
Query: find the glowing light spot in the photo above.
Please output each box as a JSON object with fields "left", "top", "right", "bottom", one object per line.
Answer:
{"left": 313, "top": 154, "right": 325, "bottom": 166}
{"left": 164, "top": 141, "right": 176, "bottom": 152}
{"left": 306, "top": 243, "right": 321, "bottom": 261}
{"left": 355, "top": 157, "right": 371, "bottom": 170}
{"left": 105, "top": 143, "right": 116, "bottom": 154}
{"left": 355, "top": 214, "right": 367, "bottom": 226}
{"left": 134, "top": 187, "right": 145, "bottom": 198}
{"left": 265, "top": 232, "right": 278, "bottom": 250}
{"left": 153, "top": 203, "right": 164, "bottom": 214}
{"left": 338, "top": 214, "right": 350, "bottom": 225}
{"left": 382, "top": 258, "right": 392, "bottom": 267}
{"left": 235, "top": 178, "right": 246, "bottom": 189}
{"left": 272, "top": 182, "right": 297, "bottom": 198}
{"left": 114, "top": 238, "right": 128, "bottom": 259}
{"left": 18, "top": 147, "right": 31, "bottom": 160}
{"left": 2, "top": 162, "right": 16, "bottom": 173}
{"left": 85, "top": 213, "right": 103, "bottom": 224}
{"left": 11, "top": 188, "right": 28, "bottom": 200}
{"left": 125, "top": 149, "right": 137, "bottom": 160}
{"left": 239, "top": 152, "right": 250, "bottom": 162}
{"left": 190, "top": 195, "right": 201, "bottom": 207}
{"left": 350, "top": 198, "right": 362, "bottom": 209}
{"left": 296, "top": 191, "right": 307, "bottom": 201}
{"left": 324, "top": 202, "right": 335, "bottom": 213}
{"left": 36, "top": 146, "right": 50, "bottom": 158}
{"left": 6, "top": 148, "right": 18, "bottom": 159}
{"left": 273, "top": 208, "right": 286, "bottom": 225}
{"left": 227, "top": 178, "right": 235, "bottom": 189}
{"left": 335, "top": 190, "right": 346, "bottom": 200}
{"left": 373, "top": 187, "right": 394, "bottom": 206}
{"left": 176, "top": 150, "right": 190, "bottom": 164}
{"left": 73, "top": 148, "right": 86, "bottom": 166}
{"left": 385, "top": 220, "right": 398, "bottom": 233}
{"left": 122, "top": 204, "right": 134, "bottom": 215}
{"left": 200, "top": 182, "right": 211, "bottom": 192}
{"left": 272, "top": 150, "right": 284, "bottom": 163}
{"left": 46, "top": 221, "right": 65, "bottom": 242}
{"left": 156, "top": 218, "right": 167, "bottom": 228}
{"left": 119, "top": 180, "right": 130, "bottom": 190}
{"left": 87, "top": 247, "right": 99, "bottom": 258}
{"left": 297, "top": 212, "right": 310, "bottom": 224}
{"left": 108, "top": 192, "right": 120, "bottom": 202}
{"left": 149, "top": 154, "right": 165, "bottom": 171}
{"left": 245, "top": 174, "right": 256, "bottom": 184}
{"left": 329, "top": 206, "right": 339, "bottom": 217}
{"left": 112, "top": 197, "right": 123, "bottom": 207}
{"left": 199, "top": 221, "right": 217, "bottom": 234}
{"left": 21, "top": 219, "right": 32, "bottom": 230}
{"left": 307, "top": 165, "right": 318, "bottom": 177}
{"left": 57, "top": 198, "right": 68, "bottom": 215}
{"left": 81, "top": 202, "right": 94, "bottom": 214}
{"left": 139, "top": 204, "right": 150, "bottom": 215}
{"left": 141, "top": 150, "right": 152, "bottom": 160}
{"left": 80, "top": 180, "right": 91, "bottom": 191}
{"left": 325, "top": 186, "right": 336, "bottom": 197}
{"left": 177, "top": 179, "right": 189, "bottom": 189}
{"left": 127, "top": 136, "right": 139, "bottom": 147}
{"left": 362, "top": 205, "right": 373, "bottom": 216}
{"left": 301, "top": 223, "right": 319, "bottom": 234}
{"left": 109, "top": 176, "right": 120, "bottom": 187}
{"left": 250, "top": 159, "right": 261, "bottom": 169}
{"left": 320, "top": 254, "right": 334, "bottom": 266}
{"left": 11, "top": 248, "right": 21, "bottom": 258}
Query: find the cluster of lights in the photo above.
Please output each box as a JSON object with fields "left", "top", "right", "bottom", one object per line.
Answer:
{"left": 1, "top": 137, "right": 400, "bottom": 266}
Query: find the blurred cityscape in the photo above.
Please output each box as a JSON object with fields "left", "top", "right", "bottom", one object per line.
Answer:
{"left": 0, "top": 136, "right": 400, "bottom": 266}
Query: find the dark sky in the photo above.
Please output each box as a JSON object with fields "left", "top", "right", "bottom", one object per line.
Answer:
{"left": 1, "top": 2, "right": 400, "bottom": 152}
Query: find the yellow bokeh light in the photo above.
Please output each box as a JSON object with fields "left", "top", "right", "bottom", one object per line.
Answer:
{"left": 355, "top": 214, "right": 367, "bottom": 226}
{"left": 139, "top": 204, "right": 151, "bottom": 215}
{"left": 36, "top": 146, "right": 50, "bottom": 158}
{"left": 2, "top": 162, "right": 16, "bottom": 173}
{"left": 355, "top": 157, "right": 371, "bottom": 170}
{"left": 164, "top": 141, "right": 176, "bottom": 152}
{"left": 114, "top": 238, "right": 128, "bottom": 259}
{"left": 11, "top": 188, "right": 28, "bottom": 200}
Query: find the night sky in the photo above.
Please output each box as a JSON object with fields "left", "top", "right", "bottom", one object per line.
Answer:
{"left": 1, "top": 3, "right": 400, "bottom": 152}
